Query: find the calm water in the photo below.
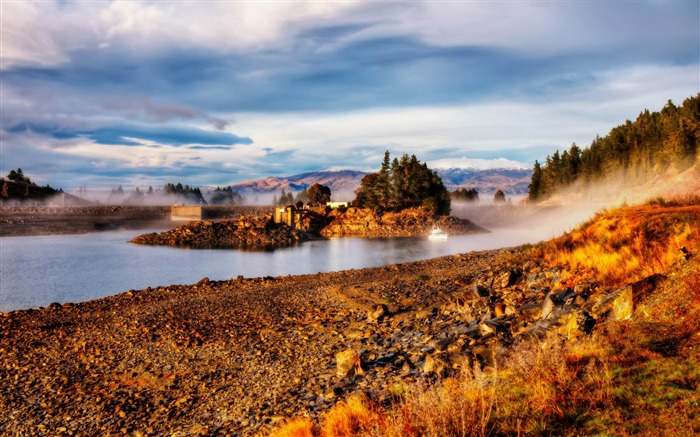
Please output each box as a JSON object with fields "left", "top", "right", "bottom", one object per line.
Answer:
{"left": 0, "top": 228, "right": 548, "bottom": 312}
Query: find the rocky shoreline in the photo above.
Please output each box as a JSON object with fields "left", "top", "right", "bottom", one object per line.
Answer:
{"left": 0, "top": 239, "right": 664, "bottom": 436}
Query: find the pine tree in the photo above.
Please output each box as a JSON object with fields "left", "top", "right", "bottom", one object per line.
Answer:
{"left": 528, "top": 160, "right": 543, "bottom": 202}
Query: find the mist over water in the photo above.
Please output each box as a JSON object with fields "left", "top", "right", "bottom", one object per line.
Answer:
{"left": 451, "top": 202, "right": 598, "bottom": 239}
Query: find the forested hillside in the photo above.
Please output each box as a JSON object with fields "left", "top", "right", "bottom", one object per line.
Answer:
{"left": 529, "top": 95, "right": 700, "bottom": 202}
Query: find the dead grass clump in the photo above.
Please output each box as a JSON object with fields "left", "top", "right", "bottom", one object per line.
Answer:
{"left": 267, "top": 417, "right": 316, "bottom": 437}
{"left": 496, "top": 339, "right": 613, "bottom": 434}
{"left": 378, "top": 365, "right": 496, "bottom": 437}
{"left": 321, "top": 394, "right": 378, "bottom": 437}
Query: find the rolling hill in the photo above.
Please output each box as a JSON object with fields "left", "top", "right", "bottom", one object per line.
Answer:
{"left": 228, "top": 167, "right": 533, "bottom": 198}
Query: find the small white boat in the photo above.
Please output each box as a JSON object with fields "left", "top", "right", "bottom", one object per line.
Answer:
{"left": 428, "top": 227, "right": 448, "bottom": 241}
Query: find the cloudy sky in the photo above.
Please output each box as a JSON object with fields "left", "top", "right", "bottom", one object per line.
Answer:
{"left": 1, "top": 1, "right": 698, "bottom": 190}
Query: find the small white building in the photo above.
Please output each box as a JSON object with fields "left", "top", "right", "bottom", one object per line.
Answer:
{"left": 326, "top": 201, "right": 348, "bottom": 209}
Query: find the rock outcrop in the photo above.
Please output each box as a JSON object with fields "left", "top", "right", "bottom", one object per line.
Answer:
{"left": 320, "top": 207, "right": 485, "bottom": 238}
{"left": 131, "top": 215, "right": 308, "bottom": 249}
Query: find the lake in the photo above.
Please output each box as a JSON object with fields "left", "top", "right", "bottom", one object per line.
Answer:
{"left": 0, "top": 227, "right": 552, "bottom": 312}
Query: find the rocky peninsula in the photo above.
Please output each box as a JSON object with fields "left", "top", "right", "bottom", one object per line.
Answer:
{"left": 130, "top": 215, "right": 309, "bottom": 250}
{"left": 130, "top": 207, "right": 486, "bottom": 250}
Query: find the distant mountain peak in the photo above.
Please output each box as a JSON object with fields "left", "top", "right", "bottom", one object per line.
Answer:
{"left": 428, "top": 157, "right": 531, "bottom": 171}
{"left": 229, "top": 170, "right": 367, "bottom": 194}
{"left": 228, "top": 166, "right": 532, "bottom": 197}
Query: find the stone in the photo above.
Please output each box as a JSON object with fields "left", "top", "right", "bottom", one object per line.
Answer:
{"left": 499, "top": 269, "right": 522, "bottom": 288}
{"left": 612, "top": 286, "right": 634, "bottom": 320}
{"left": 557, "top": 310, "right": 596, "bottom": 340}
{"left": 473, "top": 284, "right": 490, "bottom": 299}
{"left": 368, "top": 304, "right": 389, "bottom": 322}
{"left": 422, "top": 353, "right": 448, "bottom": 375}
{"left": 541, "top": 291, "right": 556, "bottom": 319}
{"left": 479, "top": 321, "right": 499, "bottom": 336}
{"left": 592, "top": 275, "right": 664, "bottom": 320}
{"left": 518, "top": 303, "right": 542, "bottom": 321}
{"left": 447, "top": 353, "right": 471, "bottom": 370}
{"left": 335, "top": 349, "right": 364, "bottom": 377}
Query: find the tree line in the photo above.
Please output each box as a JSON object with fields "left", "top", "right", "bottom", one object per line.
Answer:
{"left": 1, "top": 168, "right": 61, "bottom": 200}
{"left": 354, "top": 151, "right": 451, "bottom": 215}
{"left": 109, "top": 183, "right": 245, "bottom": 205}
{"left": 529, "top": 95, "right": 699, "bottom": 201}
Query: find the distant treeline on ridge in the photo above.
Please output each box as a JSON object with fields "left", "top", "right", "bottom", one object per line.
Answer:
{"left": 528, "top": 94, "right": 699, "bottom": 201}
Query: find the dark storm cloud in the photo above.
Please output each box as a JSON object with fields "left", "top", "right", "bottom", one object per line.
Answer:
{"left": 7, "top": 122, "right": 252, "bottom": 147}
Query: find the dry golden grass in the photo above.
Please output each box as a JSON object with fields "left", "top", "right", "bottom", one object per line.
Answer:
{"left": 531, "top": 204, "right": 700, "bottom": 287}
{"left": 265, "top": 417, "right": 315, "bottom": 437}
{"left": 376, "top": 365, "right": 496, "bottom": 437}
{"left": 321, "top": 394, "right": 378, "bottom": 437}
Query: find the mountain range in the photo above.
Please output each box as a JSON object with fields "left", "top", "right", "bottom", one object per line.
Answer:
{"left": 228, "top": 167, "right": 533, "bottom": 197}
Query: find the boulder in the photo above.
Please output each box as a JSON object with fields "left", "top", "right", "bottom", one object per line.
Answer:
{"left": 556, "top": 310, "right": 596, "bottom": 340}
{"left": 422, "top": 353, "right": 449, "bottom": 376}
{"left": 499, "top": 269, "right": 522, "bottom": 288}
{"left": 541, "top": 291, "right": 556, "bottom": 319}
{"left": 367, "top": 304, "right": 389, "bottom": 322}
{"left": 478, "top": 320, "right": 499, "bottom": 336}
{"left": 472, "top": 284, "right": 490, "bottom": 299}
{"left": 592, "top": 274, "right": 665, "bottom": 320}
{"left": 335, "top": 349, "right": 364, "bottom": 377}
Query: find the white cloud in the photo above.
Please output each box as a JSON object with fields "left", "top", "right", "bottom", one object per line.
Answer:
{"left": 1, "top": 1, "right": 362, "bottom": 69}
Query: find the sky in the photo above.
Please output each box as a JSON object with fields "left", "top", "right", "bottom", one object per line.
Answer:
{"left": 1, "top": 0, "right": 698, "bottom": 191}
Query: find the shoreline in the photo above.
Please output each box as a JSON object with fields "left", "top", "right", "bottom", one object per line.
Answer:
{"left": 1, "top": 245, "right": 538, "bottom": 435}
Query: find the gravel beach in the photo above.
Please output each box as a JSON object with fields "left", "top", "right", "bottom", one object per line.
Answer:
{"left": 1, "top": 244, "right": 552, "bottom": 436}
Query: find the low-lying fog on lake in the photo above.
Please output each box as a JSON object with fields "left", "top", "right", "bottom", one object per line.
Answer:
{"left": 0, "top": 224, "right": 561, "bottom": 312}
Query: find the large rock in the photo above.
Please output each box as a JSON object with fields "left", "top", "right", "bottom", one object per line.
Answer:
{"left": 472, "top": 284, "right": 491, "bottom": 299}
{"left": 556, "top": 310, "right": 596, "bottom": 340}
{"left": 335, "top": 349, "right": 364, "bottom": 377}
{"left": 592, "top": 274, "right": 665, "bottom": 320}
{"left": 422, "top": 353, "right": 449, "bottom": 375}
{"left": 367, "top": 304, "right": 389, "bottom": 322}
